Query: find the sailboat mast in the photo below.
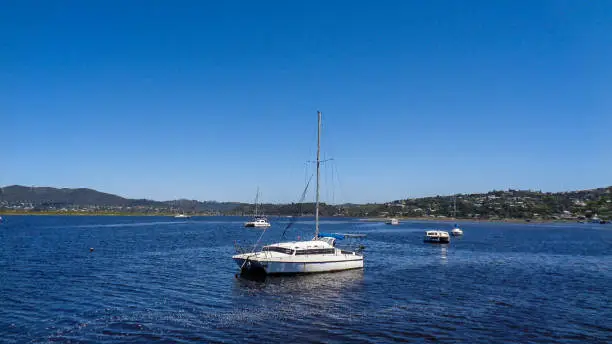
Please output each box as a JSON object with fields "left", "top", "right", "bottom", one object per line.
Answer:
{"left": 315, "top": 111, "right": 321, "bottom": 238}
{"left": 254, "top": 187, "right": 259, "bottom": 216}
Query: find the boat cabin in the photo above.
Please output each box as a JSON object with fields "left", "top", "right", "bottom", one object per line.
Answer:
{"left": 260, "top": 240, "right": 342, "bottom": 257}
{"left": 424, "top": 230, "right": 451, "bottom": 243}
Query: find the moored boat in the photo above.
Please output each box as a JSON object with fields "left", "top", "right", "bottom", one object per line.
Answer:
{"left": 385, "top": 218, "right": 399, "bottom": 225}
{"left": 233, "top": 235, "right": 364, "bottom": 275}
{"left": 244, "top": 216, "right": 271, "bottom": 228}
{"left": 451, "top": 224, "right": 463, "bottom": 236}
{"left": 233, "top": 111, "right": 365, "bottom": 276}
{"left": 424, "top": 230, "right": 450, "bottom": 244}
{"left": 244, "top": 188, "right": 271, "bottom": 228}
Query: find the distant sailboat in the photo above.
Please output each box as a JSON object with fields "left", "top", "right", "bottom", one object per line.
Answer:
{"left": 385, "top": 218, "right": 399, "bottom": 225}
{"left": 451, "top": 225, "right": 463, "bottom": 236}
{"left": 244, "top": 188, "right": 270, "bottom": 228}
{"left": 172, "top": 200, "right": 191, "bottom": 219}
{"left": 450, "top": 196, "right": 463, "bottom": 236}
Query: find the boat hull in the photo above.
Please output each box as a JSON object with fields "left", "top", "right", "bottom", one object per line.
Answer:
{"left": 424, "top": 237, "right": 450, "bottom": 244}
{"left": 233, "top": 256, "right": 364, "bottom": 275}
{"left": 244, "top": 223, "right": 271, "bottom": 228}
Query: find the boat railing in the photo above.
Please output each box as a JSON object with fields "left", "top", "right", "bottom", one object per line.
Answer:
{"left": 234, "top": 241, "right": 255, "bottom": 255}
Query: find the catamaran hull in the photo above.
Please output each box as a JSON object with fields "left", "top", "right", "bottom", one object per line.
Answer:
{"left": 234, "top": 257, "right": 364, "bottom": 275}
{"left": 244, "top": 223, "right": 271, "bottom": 228}
{"left": 424, "top": 238, "right": 450, "bottom": 244}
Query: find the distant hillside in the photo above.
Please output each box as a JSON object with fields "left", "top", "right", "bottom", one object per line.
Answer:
{"left": 1, "top": 184, "right": 611, "bottom": 220}
{"left": 0, "top": 185, "right": 129, "bottom": 206}
{"left": 0, "top": 185, "right": 242, "bottom": 214}
{"left": 360, "top": 186, "right": 612, "bottom": 221}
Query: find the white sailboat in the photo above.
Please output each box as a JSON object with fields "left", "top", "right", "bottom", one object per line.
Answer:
{"left": 233, "top": 111, "right": 365, "bottom": 275}
{"left": 244, "top": 187, "right": 271, "bottom": 228}
{"left": 450, "top": 196, "right": 463, "bottom": 236}
{"left": 451, "top": 225, "right": 463, "bottom": 236}
{"left": 172, "top": 200, "right": 191, "bottom": 218}
{"left": 385, "top": 218, "right": 399, "bottom": 225}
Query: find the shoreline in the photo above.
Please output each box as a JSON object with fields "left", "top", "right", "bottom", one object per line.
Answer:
{"left": 0, "top": 212, "right": 217, "bottom": 217}
{"left": 360, "top": 216, "right": 584, "bottom": 225}
{"left": 0, "top": 212, "right": 591, "bottom": 224}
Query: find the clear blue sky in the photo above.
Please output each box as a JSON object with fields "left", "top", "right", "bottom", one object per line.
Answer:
{"left": 1, "top": 1, "right": 610, "bottom": 203}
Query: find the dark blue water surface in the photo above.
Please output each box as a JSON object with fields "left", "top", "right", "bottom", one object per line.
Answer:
{"left": 1, "top": 216, "right": 611, "bottom": 343}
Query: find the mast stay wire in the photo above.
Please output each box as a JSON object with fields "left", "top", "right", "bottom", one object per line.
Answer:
{"left": 281, "top": 173, "right": 314, "bottom": 240}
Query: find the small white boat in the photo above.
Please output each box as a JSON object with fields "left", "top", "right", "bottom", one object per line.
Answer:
{"left": 385, "top": 218, "right": 399, "bottom": 225}
{"left": 451, "top": 224, "right": 463, "bottom": 236}
{"left": 173, "top": 213, "right": 191, "bottom": 219}
{"left": 424, "top": 230, "right": 450, "bottom": 244}
{"left": 244, "top": 188, "right": 271, "bottom": 228}
{"left": 244, "top": 216, "right": 271, "bottom": 228}
{"left": 449, "top": 198, "right": 463, "bottom": 236}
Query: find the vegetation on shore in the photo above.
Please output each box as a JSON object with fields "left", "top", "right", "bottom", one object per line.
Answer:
{"left": 364, "top": 187, "right": 612, "bottom": 221}
{"left": 2, "top": 185, "right": 611, "bottom": 221}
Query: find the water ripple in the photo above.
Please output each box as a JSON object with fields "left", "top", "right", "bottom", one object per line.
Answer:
{"left": 1, "top": 216, "right": 611, "bottom": 343}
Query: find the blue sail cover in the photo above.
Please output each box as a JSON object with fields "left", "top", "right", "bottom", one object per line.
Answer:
{"left": 318, "top": 232, "right": 345, "bottom": 240}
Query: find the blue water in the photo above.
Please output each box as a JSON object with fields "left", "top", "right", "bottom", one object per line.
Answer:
{"left": 1, "top": 216, "right": 611, "bottom": 343}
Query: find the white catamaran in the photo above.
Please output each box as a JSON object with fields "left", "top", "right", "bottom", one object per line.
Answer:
{"left": 232, "top": 111, "right": 365, "bottom": 275}
{"left": 450, "top": 196, "right": 463, "bottom": 236}
{"left": 244, "top": 187, "right": 271, "bottom": 228}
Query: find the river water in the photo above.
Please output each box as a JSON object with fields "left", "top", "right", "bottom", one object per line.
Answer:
{"left": 1, "top": 216, "right": 610, "bottom": 343}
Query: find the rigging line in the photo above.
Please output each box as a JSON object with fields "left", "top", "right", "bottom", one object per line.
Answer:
{"left": 281, "top": 173, "right": 314, "bottom": 240}
{"left": 304, "top": 161, "right": 309, "bottom": 189}
{"left": 240, "top": 217, "right": 273, "bottom": 271}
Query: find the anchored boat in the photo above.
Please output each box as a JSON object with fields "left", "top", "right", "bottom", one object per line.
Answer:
{"left": 451, "top": 224, "right": 463, "bottom": 236}
{"left": 450, "top": 197, "right": 463, "bottom": 236}
{"left": 244, "top": 187, "right": 271, "bottom": 228}
{"left": 233, "top": 111, "right": 365, "bottom": 275}
{"left": 424, "top": 230, "right": 450, "bottom": 244}
{"left": 245, "top": 216, "right": 271, "bottom": 228}
{"left": 233, "top": 234, "right": 364, "bottom": 275}
{"left": 385, "top": 218, "right": 399, "bottom": 225}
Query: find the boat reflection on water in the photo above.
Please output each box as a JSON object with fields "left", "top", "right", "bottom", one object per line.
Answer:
{"left": 235, "top": 268, "right": 364, "bottom": 291}
{"left": 423, "top": 240, "right": 449, "bottom": 264}
{"left": 440, "top": 245, "right": 448, "bottom": 264}
{"left": 227, "top": 269, "right": 366, "bottom": 328}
